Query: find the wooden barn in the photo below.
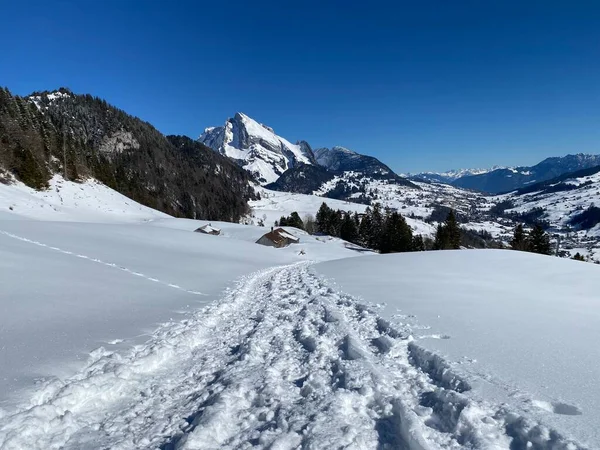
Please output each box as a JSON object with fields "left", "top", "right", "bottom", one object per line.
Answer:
{"left": 194, "top": 224, "right": 221, "bottom": 236}
{"left": 256, "top": 227, "right": 299, "bottom": 248}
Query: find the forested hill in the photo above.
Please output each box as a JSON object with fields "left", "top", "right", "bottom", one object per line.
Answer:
{"left": 0, "top": 87, "right": 256, "bottom": 222}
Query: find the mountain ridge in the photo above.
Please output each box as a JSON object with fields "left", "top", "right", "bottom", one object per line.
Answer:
{"left": 452, "top": 153, "right": 600, "bottom": 193}
{"left": 0, "top": 87, "right": 256, "bottom": 221}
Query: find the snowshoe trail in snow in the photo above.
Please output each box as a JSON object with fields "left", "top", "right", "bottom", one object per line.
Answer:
{"left": 0, "top": 263, "right": 587, "bottom": 449}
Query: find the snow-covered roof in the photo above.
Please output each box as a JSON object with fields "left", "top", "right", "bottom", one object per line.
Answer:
{"left": 197, "top": 224, "right": 221, "bottom": 233}
{"left": 274, "top": 228, "right": 299, "bottom": 242}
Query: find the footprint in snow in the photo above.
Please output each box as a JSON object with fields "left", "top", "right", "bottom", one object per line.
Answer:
{"left": 532, "top": 399, "right": 582, "bottom": 416}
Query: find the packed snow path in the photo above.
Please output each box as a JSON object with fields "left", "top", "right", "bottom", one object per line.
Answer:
{"left": 0, "top": 264, "right": 585, "bottom": 449}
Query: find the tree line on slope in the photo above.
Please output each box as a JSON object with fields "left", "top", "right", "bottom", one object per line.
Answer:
{"left": 510, "top": 223, "right": 552, "bottom": 255}
{"left": 277, "top": 203, "right": 474, "bottom": 254}
{"left": 0, "top": 87, "right": 256, "bottom": 222}
{"left": 277, "top": 202, "right": 564, "bottom": 257}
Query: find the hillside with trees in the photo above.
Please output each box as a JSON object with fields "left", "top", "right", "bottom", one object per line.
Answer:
{"left": 0, "top": 87, "right": 256, "bottom": 221}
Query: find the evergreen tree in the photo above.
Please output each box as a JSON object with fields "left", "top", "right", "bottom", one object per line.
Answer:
{"left": 279, "top": 211, "right": 304, "bottom": 229}
{"left": 369, "top": 203, "right": 384, "bottom": 249}
{"left": 412, "top": 234, "right": 425, "bottom": 251}
{"left": 433, "top": 210, "right": 461, "bottom": 250}
{"left": 340, "top": 212, "right": 359, "bottom": 243}
{"left": 510, "top": 224, "right": 527, "bottom": 251}
{"left": 445, "top": 210, "right": 461, "bottom": 249}
{"left": 316, "top": 202, "right": 332, "bottom": 234}
{"left": 330, "top": 209, "right": 343, "bottom": 237}
{"left": 572, "top": 252, "right": 585, "bottom": 261}
{"left": 358, "top": 208, "right": 373, "bottom": 247}
{"left": 527, "top": 224, "right": 551, "bottom": 255}
{"left": 379, "top": 211, "right": 413, "bottom": 253}
{"left": 433, "top": 223, "right": 447, "bottom": 250}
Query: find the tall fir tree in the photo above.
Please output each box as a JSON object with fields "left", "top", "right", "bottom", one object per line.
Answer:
{"left": 412, "top": 234, "right": 425, "bottom": 251}
{"left": 445, "top": 210, "right": 461, "bottom": 249}
{"left": 278, "top": 211, "right": 304, "bottom": 230}
{"left": 433, "top": 223, "right": 447, "bottom": 250}
{"left": 369, "top": 203, "right": 384, "bottom": 249}
{"left": 433, "top": 210, "right": 461, "bottom": 250}
{"left": 510, "top": 224, "right": 527, "bottom": 251}
{"left": 358, "top": 208, "right": 373, "bottom": 247}
{"left": 315, "top": 202, "right": 332, "bottom": 234}
{"left": 340, "top": 212, "right": 359, "bottom": 243}
{"left": 527, "top": 224, "right": 551, "bottom": 255}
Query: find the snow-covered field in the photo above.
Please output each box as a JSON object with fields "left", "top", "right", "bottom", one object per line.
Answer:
{"left": 0, "top": 179, "right": 360, "bottom": 409}
{"left": 1, "top": 177, "right": 599, "bottom": 449}
{"left": 316, "top": 250, "right": 600, "bottom": 448}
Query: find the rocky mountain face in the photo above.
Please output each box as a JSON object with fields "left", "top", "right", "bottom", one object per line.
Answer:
{"left": 0, "top": 87, "right": 256, "bottom": 221}
{"left": 199, "top": 113, "right": 417, "bottom": 198}
{"left": 265, "top": 163, "right": 335, "bottom": 194}
{"left": 198, "top": 112, "right": 315, "bottom": 184}
{"left": 450, "top": 154, "right": 600, "bottom": 193}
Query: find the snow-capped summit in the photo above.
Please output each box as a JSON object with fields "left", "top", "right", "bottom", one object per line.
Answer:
{"left": 199, "top": 112, "right": 315, "bottom": 184}
{"left": 407, "top": 166, "right": 503, "bottom": 184}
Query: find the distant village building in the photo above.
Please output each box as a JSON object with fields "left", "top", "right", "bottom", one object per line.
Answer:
{"left": 194, "top": 224, "right": 221, "bottom": 236}
{"left": 256, "top": 227, "right": 300, "bottom": 248}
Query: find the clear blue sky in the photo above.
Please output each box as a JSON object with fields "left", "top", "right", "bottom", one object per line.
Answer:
{"left": 2, "top": 0, "right": 600, "bottom": 173}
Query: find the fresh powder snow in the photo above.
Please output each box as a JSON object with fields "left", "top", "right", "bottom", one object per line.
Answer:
{"left": 1, "top": 176, "right": 598, "bottom": 449}
{"left": 316, "top": 250, "right": 600, "bottom": 448}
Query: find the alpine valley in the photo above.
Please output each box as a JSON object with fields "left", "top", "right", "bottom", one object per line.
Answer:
{"left": 3, "top": 87, "right": 600, "bottom": 449}
{"left": 1, "top": 88, "right": 599, "bottom": 263}
{"left": 199, "top": 109, "right": 600, "bottom": 263}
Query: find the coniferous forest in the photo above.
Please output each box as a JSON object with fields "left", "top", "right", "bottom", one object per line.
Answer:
{"left": 0, "top": 87, "right": 256, "bottom": 222}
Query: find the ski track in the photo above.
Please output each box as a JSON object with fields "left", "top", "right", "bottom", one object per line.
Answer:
{"left": 0, "top": 263, "right": 587, "bottom": 450}
{"left": 0, "top": 230, "right": 207, "bottom": 296}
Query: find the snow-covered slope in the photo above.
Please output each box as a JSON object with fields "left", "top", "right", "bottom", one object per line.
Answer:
{"left": 2, "top": 173, "right": 599, "bottom": 449}
{"left": 490, "top": 166, "right": 600, "bottom": 261}
{"left": 316, "top": 250, "right": 600, "bottom": 448}
{"left": 3, "top": 245, "right": 597, "bottom": 448}
{"left": 199, "top": 112, "right": 314, "bottom": 184}
{"left": 0, "top": 182, "right": 362, "bottom": 413}
{"left": 0, "top": 174, "right": 169, "bottom": 222}
{"left": 248, "top": 187, "right": 437, "bottom": 238}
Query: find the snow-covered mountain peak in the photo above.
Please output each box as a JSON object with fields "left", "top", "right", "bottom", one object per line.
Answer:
{"left": 199, "top": 112, "right": 315, "bottom": 185}
{"left": 439, "top": 166, "right": 504, "bottom": 179}
{"left": 406, "top": 166, "right": 504, "bottom": 183}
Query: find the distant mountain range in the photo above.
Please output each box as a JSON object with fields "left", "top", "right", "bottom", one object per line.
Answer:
{"left": 409, "top": 154, "right": 600, "bottom": 193}
{"left": 199, "top": 112, "right": 600, "bottom": 196}
{"left": 406, "top": 167, "right": 504, "bottom": 184}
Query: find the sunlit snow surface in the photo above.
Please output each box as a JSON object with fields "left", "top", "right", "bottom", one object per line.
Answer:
{"left": 1, "top": 176, "right": 598, "bottom": 449}
{"left": 316, "top": 250, "right": 600, "bottom": 448}
{"left": 0, "top": 178, "right": 359, "bottom": 408}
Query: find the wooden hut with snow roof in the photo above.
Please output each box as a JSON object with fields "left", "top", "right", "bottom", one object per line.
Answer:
{"left": 194, "top": 224, "right": 221, "bottom": 236}
{"left": 256, "top": 227, "right": 299, "bottom": 248}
